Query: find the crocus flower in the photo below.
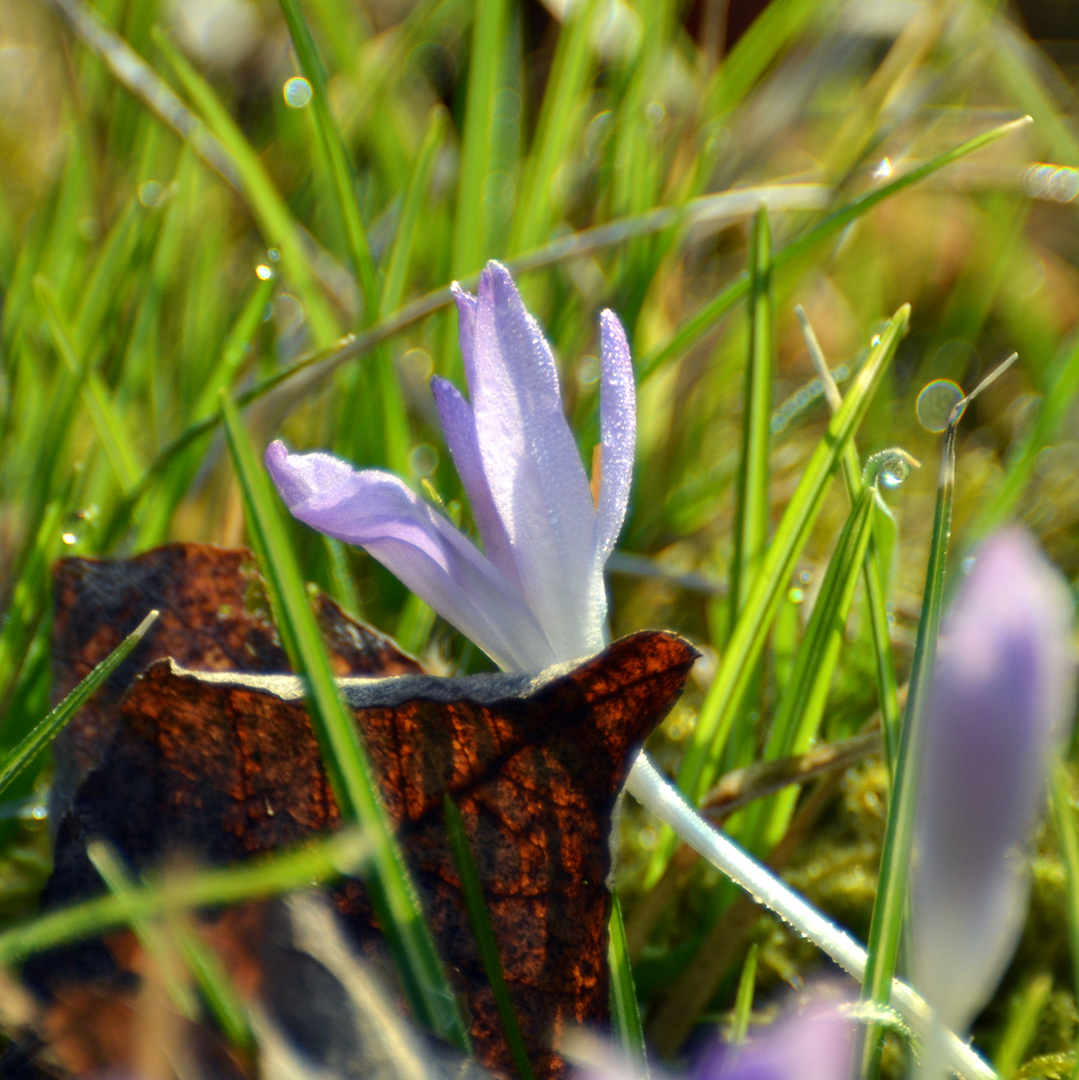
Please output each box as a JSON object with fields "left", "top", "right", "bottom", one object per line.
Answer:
{"left": 910, "top": 527, "right": 1076, "bottom": 1036}
{"left": 266, "top": 261, "right": 634, "bottom": 672}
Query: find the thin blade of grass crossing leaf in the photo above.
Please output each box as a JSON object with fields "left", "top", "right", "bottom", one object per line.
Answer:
{"left": 219, "top": 393, "right": 470, "bottom": 1051}
{"left": 443, "top": 796, "right": 536, "bottom": 1080}
{"left": 0, "top": 609, "right": 159, "bottom": 798}
{"left": 152, "top": 27, "right": 339, "bottom": 345}
{"left": 88, "top": 839, "right": 255, "bottom": 1051}
{"left": 0, "top": 828, "right": 372, "bottom": 967}
{"left": 608, "top": 894, "right": 647, "bottom": 1073}
{"left": 638, "top": 117, "right": 1031, "bottom": 383}
{"left": 730, "top": 943, "right": 759, "bottom": 1045}
{"left": 858, "top": 416, "right": 961, "bottom": 1077}
{"left": 276, "top": 0, "right": 378, "bottom": 317}
{"left": 88, "top": 840, "right": 201, "bottom": 1020}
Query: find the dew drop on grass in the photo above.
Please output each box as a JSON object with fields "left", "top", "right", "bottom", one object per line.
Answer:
{"left": 283, "top": 76, "right": 312, "bottom": 108}
{"left": 916, "top": 378, "right": 965, "bottom": 432}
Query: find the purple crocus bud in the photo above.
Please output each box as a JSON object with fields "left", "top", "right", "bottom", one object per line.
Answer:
{"left": 911, "top": 527, "right": 1076, "bottom": 1035}
{"left": 570, "top": 995, "right": 852, "bottom": 1080}
{"left": 266, "top": 261, "right": 635, "bottom": 673}
{"left": 694, "top": 996, "right": 853, "bottom": 1080}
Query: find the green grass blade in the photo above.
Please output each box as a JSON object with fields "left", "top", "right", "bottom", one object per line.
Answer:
{"left": 35, "top": 276, "right": 142, "bottom": 493}
{"left": 276, "top": 0, "right": 379, "bottom": 318}
{"left": 798, "top": 308, "right": 902, "bottom": 770}
{"left": 729, "top": 943, "right": 759, "bottom": 1045}
{"left": 1052, "top": 766, "right": 1079, "bottom": 1023}
{"left": 608, "top": 894, "right": 648, "bottom": 1072}
{"left": 993, "top": 973, "right": 1053, "bottom": 1079}
{"left": 443, "top": 796, "right": 536, "bottom": 1080}
{"left": 858, "top": 417, "right": 963, "bottom": 1076}
{"left": 0, "top": 827, "right": 372, "bottom": 966}
{"left": 451, "top": 0, "right": 508, "bottom": 276}
{"left": 702, "top": 0, "right": 827, "bottom": 116}
{"left": 190, "top": 273, "right": 276, "bottom": 422}
{"left": 639, "top": 117, "right": 1030, "bottom": 382}
{"left": 0, "top": 609, "right": 159, "bottom": 798}
{"left": 728, "top": 205, "right": 774, "bottom": 623}
{"left": 973, "top": 331, "right": 1079, "bottom": 540}
{"left": 219, "top": 393, "right": 469, "bottom": 1050}
{"left": 753, "top": 486, "right": 877, "bottom": 850}
{"left": 0, "top": 500, "right": 65, "bottom": 709}
{"left": 380, "top": 107, "right": 448, "bottom": 317}
{"left": 508, "top": 0, "right": 598, "bottom": 255}
{"left": 643, "top": 306, "right": 908, "bottom": 889}
{"left": 152, "top": 27, "right": 339, "bottom": 344}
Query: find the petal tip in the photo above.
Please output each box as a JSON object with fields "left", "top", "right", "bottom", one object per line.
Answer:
{"left": 265, "top": 439, "right": 288, "bottom": 470}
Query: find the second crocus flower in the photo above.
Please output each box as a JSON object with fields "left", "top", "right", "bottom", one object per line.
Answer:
{"left": 911, "top": 527, "right": 1077, "bottom": 1036}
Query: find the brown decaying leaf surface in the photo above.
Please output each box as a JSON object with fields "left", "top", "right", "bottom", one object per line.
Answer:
{"left": 29, "top": 544, "right": 697, "bottom": 1080}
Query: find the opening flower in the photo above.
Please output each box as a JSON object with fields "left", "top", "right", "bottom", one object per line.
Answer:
{"left": 911, "top": 527, "right": 1077, "bottom": 1035}
{"left": 266, "top": 261, "right": 635, "bottom": 673}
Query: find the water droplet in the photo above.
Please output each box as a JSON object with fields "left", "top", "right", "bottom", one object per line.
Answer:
{"left": 138, "top": 180, "right": 162, "bottom": 207}
{"left": 962, "top": 555, "right": 976, "bottom": 574}
{"left": 879, "top": 461, "right": 910, "bottom": 488}
{"left": 788, "top": 587, "right": 805, "bottom": 604}
{"left": 799, "top": 570, "right": 813, "bottom": 585}
{"left": 283, "top": 76, "right": 313, "bottom": 108}
{"left": 871, "top": 334, "right": 882, "bottom": 347}
{"left": 255, "top": 264, "right": 274, "bottom": 281}
{"left": 408, "top": 444, "right": 439, "bottom": 478}
{"left": 272, "top": 292, "right": 305, "bottom": 334}
{"left": 400, "top": 347, "right": 433, "bottom": 382}
{"left": 645, "top": 99, "right": 665, "bottom": 125}
{"left": 916, "top": 379, "right": 965, "bottom": 433}
{"left": 268, "top": 247, "right": 281, "bottom": 262}
{"left": 576, "top": 355, "right": 600, "bottom": 387}
{"left": 61, "top": 532, "right": 77, "bottom": 545}
{"left": 872, "top": 157, "right": 893, "bottom": 180}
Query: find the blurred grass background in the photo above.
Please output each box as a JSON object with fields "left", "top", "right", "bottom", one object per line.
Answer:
{"left": 4, "top": 0, "right": 1079, "bottom": 1074}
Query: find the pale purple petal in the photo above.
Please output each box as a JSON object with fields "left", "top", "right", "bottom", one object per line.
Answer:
{"left": 911, "top": 527, "right": 1076, "bottom": 1033}
{"left": 430, "top": 375, "right": 519, "bottom": 587}
{"left": 451, "top": 282, "right": 478, "bottom": 388}
{"left": 594, "top": 309, "right": 635, "bottom": 564}
{"left": 265, "top": 441, "right": 556, "bottom": 672}
{"left": 465, "top": 262, "right": 600, "bottom": 659}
